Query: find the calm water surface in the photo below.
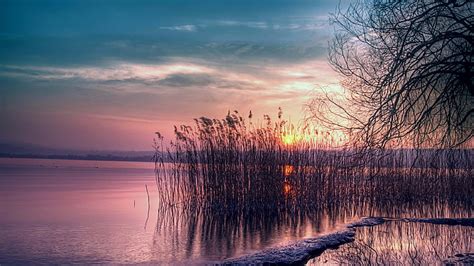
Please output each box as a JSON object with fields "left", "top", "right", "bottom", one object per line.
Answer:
{"left": 310, "top": 221, "right": 473, "bottom": 265}
{"left": 0, "top": 158, "right": 472, "bottom": 264}
{"left": 0, "top": 158, "right": 348, "bottom": 264}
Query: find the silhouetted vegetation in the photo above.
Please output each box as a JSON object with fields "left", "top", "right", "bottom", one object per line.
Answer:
{"left": 153, "top": 111, "right": 473, "bottom": 211}
{"left": 310, "top": 0, "right": 473, "bottom": 149}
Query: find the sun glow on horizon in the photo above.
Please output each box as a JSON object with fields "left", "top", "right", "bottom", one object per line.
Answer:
{"left": 282, "top": 134, "right": 298, "bottom": 145}
{"left": 280, "top": 128, "right": 348, "bottom": 147}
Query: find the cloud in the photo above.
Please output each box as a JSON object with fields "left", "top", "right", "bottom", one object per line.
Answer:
{"left": 157, "top": 73, "right": 214, "bottom": 87}
{"left": 159, "top": 25, "right": 197, "bottom": 32}
{"left": 156, "top": 19, "right": 326, "bottom": 33}
{"left": 201, "top": 19, "right": 326, "bottom": 31}
{"left": 155, "top": 69, "right": 267, "bottom": 92}
{"left": 158, "top": 21, "right": 269, "bottom": 32}
{"left": 272, "top": 23, "right": 326, "bottom": 31}
{"left": 0, "top": 61, "right": 268, "bottom": 94}
{"left": 0, "top": 59, "right": 339, "bottom": 96}
{"left": 0, "top": 58, "right": 341, "bottom": 114}
{"left": 0, "top": 58, "right": 342, "bottom": 150}
{"left": 0, "top": 1, "right": 342, "bottom": 150}
{"left": 0, "top": 63, "right": 215, "bottom": 82}
{"left": 271, "top": 15, "right": 329, "bottom": 31}
{"left": 215, "top": 20, "right": 268, "bottom": 29}
{"left": 201, "top": 42, "right": 327, "bottom": 61}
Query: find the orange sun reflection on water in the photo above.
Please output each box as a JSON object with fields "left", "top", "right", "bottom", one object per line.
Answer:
{"left": 282, "top": 165, "right": 294, "bottom": 195}
{"left": 283, "top": 165, "right": 294, "bottom": 177}
{"left": 283, "top": 181, "right": 292, "bottom": 195}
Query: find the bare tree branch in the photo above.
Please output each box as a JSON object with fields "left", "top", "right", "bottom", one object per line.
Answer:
{"left": 313, "top": 0, "right": 473, "bottom": 149}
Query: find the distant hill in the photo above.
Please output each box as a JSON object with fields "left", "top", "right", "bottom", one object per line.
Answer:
{"left": 0, "top": 142, "right": 154, "bottom": 162}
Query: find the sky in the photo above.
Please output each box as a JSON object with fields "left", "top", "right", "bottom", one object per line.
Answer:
{"left": 0, "top": 0, "right": 346, "bottom": 151}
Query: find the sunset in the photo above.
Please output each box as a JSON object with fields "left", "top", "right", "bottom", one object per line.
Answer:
{"left": 0, "top": 0, "right": 341, "bottom": 151}
{"left": 1, "top": 0, "right": 473, "bottom": 265}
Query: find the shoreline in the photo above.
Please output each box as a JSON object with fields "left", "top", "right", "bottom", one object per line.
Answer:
{"left": 224, "top": 217, "right": 474, "bottom": 265}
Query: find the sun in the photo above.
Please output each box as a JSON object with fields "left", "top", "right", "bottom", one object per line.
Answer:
{"left": 280, "top": 132, "right": 309, "bottom": 145}
{"left": 282, "top": 134, "right": 298, "bottom": 145}
{"left": 281, "top": 128, "right": 348, "bottom": 147}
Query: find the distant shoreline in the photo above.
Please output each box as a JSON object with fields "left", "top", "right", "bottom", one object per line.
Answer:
{"left": 0, "top": 153, "right": 153, "bottom": 163}
{"left": 2, "top": 148, "right": 473, "bottom": 165}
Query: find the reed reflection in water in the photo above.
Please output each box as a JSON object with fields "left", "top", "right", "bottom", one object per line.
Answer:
{"left": 150, "top": 194, "right": 472, "bottom": 262}
{"left": 310, "top": 221, "right": 473, "bottom": 265}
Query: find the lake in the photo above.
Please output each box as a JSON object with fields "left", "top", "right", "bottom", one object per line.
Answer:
{"left": 0, "top": 158, "right": 472, "bottom": 264}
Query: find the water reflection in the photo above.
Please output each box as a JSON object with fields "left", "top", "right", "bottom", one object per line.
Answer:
{"left": 150, "top": 161, "right": 472, "bottom": 261}
{"left": 151, "top": 198, "right": 472, "bottom": 262}
{"left": 152, "top": 206, "right": 336, "bottom": 261}
{"left": 0, "top": 158, "right": 472, "bottom": 264}
{"left": 310, "top": 221, "right": 473, "bottom": 265}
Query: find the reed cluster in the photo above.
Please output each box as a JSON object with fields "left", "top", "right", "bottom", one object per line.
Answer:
{"left": 153, "top": 111, "right": 473, "bottom": 211}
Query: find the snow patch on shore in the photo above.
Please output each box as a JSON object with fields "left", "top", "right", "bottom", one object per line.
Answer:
{"left": 223, "top": 217, "right": 385, "bottom": 265}
{"left": 222, "top": 217, "right": 474, "bottom": 265}
{"left": 224, "top": 229, "right": 355, "bottom": 265}
{"left": 347, "top": 217, "right": 386, "bottom": 228}
{"left": 403, "top": 217, "right": 474, "bottom": 227}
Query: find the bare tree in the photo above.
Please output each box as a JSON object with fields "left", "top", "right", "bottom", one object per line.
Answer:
{"left": 310, "top": 0, "right": 473, "bottom": 149}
